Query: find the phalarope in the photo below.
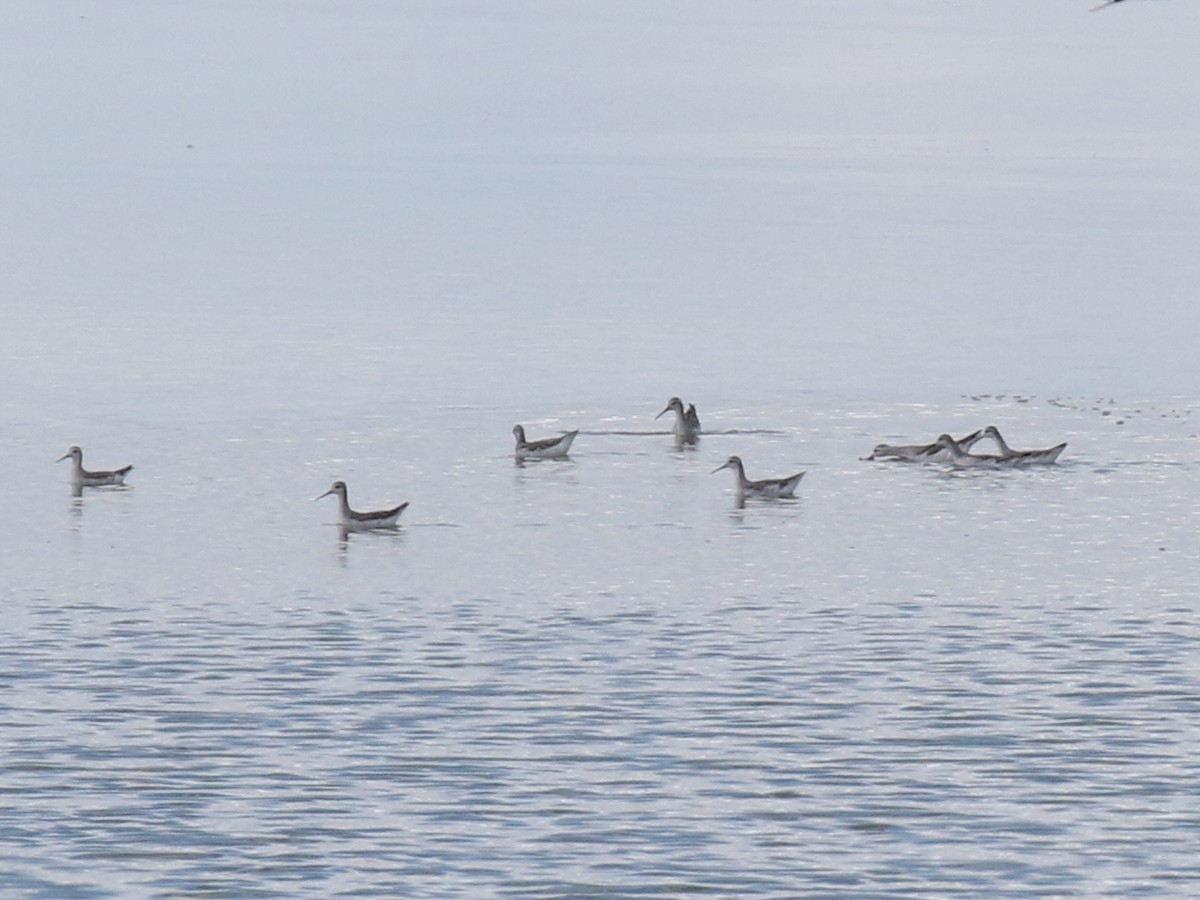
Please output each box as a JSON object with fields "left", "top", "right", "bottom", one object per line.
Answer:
{"left": 57, "top": 445, "right": 132, "bottom": 486}
{"left": 712, "top": 455, "right": 805, "bottom": 499}
{"left": 656, "top": 396, "right": 701, "bottom": 443}
{"left": 933, "top": 434, "right": 1006, "bottom": 468}
{"left": 513, "top": 424, "right": 578, "bottom": 461}
{"left": 315, "top": 480, "right": 407, "bottom": 529}
{"left": 981, "top": 426, "right": 1067, "bottom": 466}
{"left": 869, "top": 430, "right": 983, "bottom": 462}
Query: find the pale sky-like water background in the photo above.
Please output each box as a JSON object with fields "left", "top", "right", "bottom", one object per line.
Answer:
{"left": 3, "top": 1, "right": 1200, "bottom": 896}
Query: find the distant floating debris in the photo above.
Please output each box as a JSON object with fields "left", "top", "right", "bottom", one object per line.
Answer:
{"left": 963, "top": 393, "right": 1034, "bottom": 404}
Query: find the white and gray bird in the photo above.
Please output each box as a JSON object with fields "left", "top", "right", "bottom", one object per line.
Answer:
{"left": 57, "top": 445, "right": 133, "bottom": 486}
{"left": 712, "top": 455, "right": 805, "bottom": 499}
{"left": 315, "top": 480, "right": 407, "bottom": 530}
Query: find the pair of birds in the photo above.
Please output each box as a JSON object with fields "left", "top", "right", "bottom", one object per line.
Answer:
{"left": 510, "top": 395, "right": 700, "bottom": 462}
{"left": 869, "top": 425, "right": 1067, "bottom": 468}
{"left": 316, "top": 409, "right": 651, "bottom": 531}
{"left": 317, "top": 419, "right": 593, "bottom": 529}
{"left": 656, "top": 398, "right": 804, "bottom": 498}
{"left": 56, "top": 444, "right": 407, "bottom": 531}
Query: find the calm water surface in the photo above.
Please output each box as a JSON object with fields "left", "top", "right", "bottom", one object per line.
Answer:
{"left": 6, "top": 360, "right": 1200, "bottom": 896}
{"left": 4, "top": 2, "right": 1200, "bottom": 897}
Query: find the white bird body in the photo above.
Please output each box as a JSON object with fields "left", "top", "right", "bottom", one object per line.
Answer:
{"left": 57, "top": 445, "right": 132, "bottom": 486}
{"left": 315, "top": 480, "right": 407, "bottom": 530}
{"left": 933, "top": 434, "right": 1008, "bottom": 468}
{"left": 712, "top": 455, "right": 804, "bottom": 499}
{"left": 513, "top": 425, "right": 578, "bottom": 461}
{"left": 982, "top": 426, "right": 1067, "bottom": 466}
{"left": 656, "top": 396, "right": 701, "bottom": 443}
{"left": 869, "top": 430, "right": 983, "bottom": 462}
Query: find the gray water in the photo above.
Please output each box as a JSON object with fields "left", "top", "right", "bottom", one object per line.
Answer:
{"left": 4, "top": 2, "right": 1200, "bottom": 897}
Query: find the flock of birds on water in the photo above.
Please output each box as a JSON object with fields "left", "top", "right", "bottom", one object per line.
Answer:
{"left": 58, "top": 396, "right": 1068, "bottom": 531}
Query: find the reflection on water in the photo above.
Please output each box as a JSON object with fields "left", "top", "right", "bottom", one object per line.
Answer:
{"left": 67, "top": 482, "right": 134, "bottom": 499}
{"left": 513, "top": 455, "right": 578, "bottom": 470}
{"left": 335, "top": 523, "right": 405, "bottom": 565}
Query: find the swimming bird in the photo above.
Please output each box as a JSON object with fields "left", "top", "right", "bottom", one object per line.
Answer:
{"left": 868, "top": 430, "right": 984, "bottom": 462}
{"left": 513, "top": 424, "right": 578, "bottom": 461}
{"left": 656, "top": 396, "right": 701, "bottom": 443}
{"left": 712, "top": 455, "right": 805, "bottom": 499}
{"left": 981, "top": 425, "right": 1067, "bottom": 466}
{"left": 56, "top": 445, "right": 133, "bottom": 486}
{"left": 933, "top": 434, "right": 1006, "bottom": 468}
{"left": 314, "top": 480, "right": 407, "bottom": 530}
